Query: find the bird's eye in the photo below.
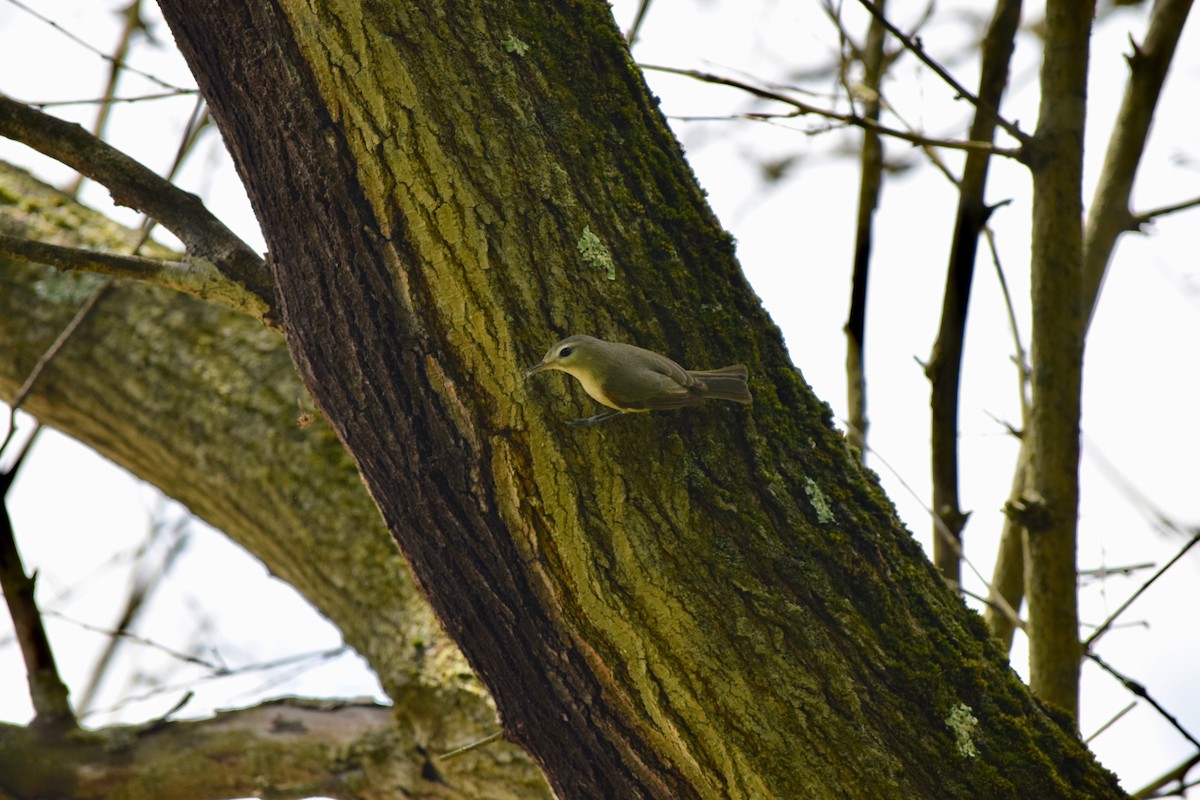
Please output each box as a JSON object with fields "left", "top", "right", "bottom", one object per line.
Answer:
{"left": 559, "top": 346, "right": 573, "bottom": 357}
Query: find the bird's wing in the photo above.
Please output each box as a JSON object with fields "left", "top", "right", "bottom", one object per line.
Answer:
{"left": 601, "top": 371, "right": 701, "bottom": 410}
{"left": 636, "top": 347, "right": 699, "bottom": 388}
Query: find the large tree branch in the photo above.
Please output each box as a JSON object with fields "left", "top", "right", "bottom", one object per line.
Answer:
{"left": 0, "top": 698, "right": 428, "bottom": 800}
{"left": 0, "top": 95, "right": 274, "bottom": 321}
{"left": 0, "top": 160, "right": 548, "bottom": 798}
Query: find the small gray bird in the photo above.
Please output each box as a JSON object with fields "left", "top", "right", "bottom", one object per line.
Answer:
{"left": 526, "top": 334, "right": 752, "bottom": 425}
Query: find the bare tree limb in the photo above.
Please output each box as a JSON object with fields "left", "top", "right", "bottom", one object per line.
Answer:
{"left": 640, "top": 64, "right": 1021, "bottom": 157}
{"left": 855, "top": 0, "right": 1032, "bottom": 147}
{"left": 0, "top": 233, "right": 266, "bottom": 316}
{"left": 1086, "top": 652, "right": 1200, "bottom": 752}
{"left": 0, "top": 441, "right": 78, "bottom": 733}
{"left": 0, "top": 698, "right": 464, "bottom": 800}
{"left": 1025, "top": 0, "right": 1094, "bottom": 721}
{"left": 844, "top": 0, "right": 889, "bottom": 461}
{"left": 1083, "top": 530, "right": 1200, "bottom": 650}
{"left": 64, "top": 0, "right": 150, "bottom": 198}
{"left": 988, "top": 0, "right": 1195, "bottom": 654}
{"left": 1083, "top": 0, "right": 1195, "bottom": 326}
{"left": 927, "top": 0, "right": 1023, "bottom": 586}
{"left": 1133, "top": 194, "right": 1200, "bottom": 225}
{"left": 0, "top": 94, "right": 274, "bottom": 321}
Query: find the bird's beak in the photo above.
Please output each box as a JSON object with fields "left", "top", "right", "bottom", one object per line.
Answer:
{"left": 525, "top": 361, "right": 550, "bottom": 379}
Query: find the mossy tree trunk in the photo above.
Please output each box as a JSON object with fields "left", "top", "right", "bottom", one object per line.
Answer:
{"left": 144, "top": 1, "right": 1128, "bottom": 797}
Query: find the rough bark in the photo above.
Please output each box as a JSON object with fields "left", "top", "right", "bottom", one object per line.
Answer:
{"left": 147, "top": 1, "right": 1125, "bottom": 797}
{"left": 0, "top": 162, "right": 547, "bottom": 799}
{"left": 0, "top": 698, "right": 416, "bottom": 800}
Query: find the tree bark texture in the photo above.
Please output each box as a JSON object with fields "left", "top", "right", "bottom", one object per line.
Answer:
{"left": 0, "top": 698, "right": 421, "bottom": 800}
{"left": 151, "top": 1, "right": 1126, "bottom": 797}
{"left": 0, "top": 163, "right": 547, "bottom": 799}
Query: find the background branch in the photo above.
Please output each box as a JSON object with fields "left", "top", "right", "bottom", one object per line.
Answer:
{"left": 0, "top": 95, "right": 273, "bottom": 320}
{"left": 0, "top": 433, "right": 77, "bottom": 733}
{"left": 0, "top": 233, "right": 265, "bottom": 316}
{"left": 926, "top": 0, "right": 1022, "bottom": 585}
{"left": 843, "top": 0, "right": 889, "bottom": 460}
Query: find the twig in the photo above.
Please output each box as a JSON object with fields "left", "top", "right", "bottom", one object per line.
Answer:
{"left": 1083, "top": 530, "right": 1200, "bottom": 649}
{"left": 640, "top": 64, "right": 1019, "bottom": 158}
{"left": 66, "top": 0, "right": 150, "bottom": 198}
{"left": 854, "top": 0, "right": 1030, "bottom": 146}
{"left": 1133, "top": 194, "right": 1200, "bottom": 226}
{"left": 76, "top": 502, "right": 192, "bottom": 713}
{"left": 625, "top": 0, "right": 654, "bottom": 46}
{"left": 1084, "top": 701, "right": 1136, "bottom": 744}
{"left": 1, "top": 280, "right": 112, "bottom": 450}
{"left": 438, "top": 730, "right": 504, "bottom": 760}
{"left": 1134, "top": 752, "right": 1200, "bottom": 799}
{"left": 3, "top": 0, "right": 190, "bottom": 93}
{"left": 1087, "top": 651, "right": 1200, "bottom": 751}
{"left": 849, "top": 428, "right": 1026, "bottom": 633}
{"left": 32, "top": 90, "right": 198, "bottom": 109}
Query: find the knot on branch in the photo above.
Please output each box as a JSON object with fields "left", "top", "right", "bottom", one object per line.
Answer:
{"left": 1003, "top": 493, "right": 1050, "bottom": 532}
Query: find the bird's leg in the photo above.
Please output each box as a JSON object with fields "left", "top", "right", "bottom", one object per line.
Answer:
{"left": 565, "top": 410, "right": 625, "bottom": 427}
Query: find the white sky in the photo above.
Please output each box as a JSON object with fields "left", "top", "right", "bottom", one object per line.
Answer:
{"left": 1, "top": 0, "right": 1198, "bottom": 795}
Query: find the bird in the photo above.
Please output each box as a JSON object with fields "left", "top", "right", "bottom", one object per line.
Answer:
{"left": 526, "top": 334, "right": 751, "bottom": 425}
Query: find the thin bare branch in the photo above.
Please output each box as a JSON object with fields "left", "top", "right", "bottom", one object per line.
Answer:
{"left": 3, "top": 0, "right": 188, "bottom": 92}
{"left": 640, "top": 64, "right": 1020, "bottom": 157}
{"left": 625, "top": 0, "right": 653, "bottom": 45}
{"left": 1133, "top": 194, "right": 1200, "bottom": 226}
{"left": 66, "top": 0, "right": 151, "bottom": 198}
{"left": 0, "top": 233, "right": 266, "bottom": 316}
{"left": 1087, "top": 652, "right": 1200, "bottom": 751}
{"left": 1083, "top": 530, "right": 1200, "bottom": 649}
{"left": 0, "top": 94, "right": 273, "bottom": 320}
{"left": 1083, "top": 0, "right": 1196, "bottom": 326}
{"left": 1134, "top": 752, "right": 1200, "bottom": 799}
{"left": 0, "top": 456, "right": 78, "bottom": 732}
{"left": 855, "top": 0, "right": 1031, "bottom": 146}
{"left": 76, "top": 502, "right": 192, "bottom": 713}
{"left": 32, "top": 90, "right": 198, "bottom": 109}
{"left": 926, "top": 0, "right": 1023, "bottom": 585}
{"left": 1084, "top": 701, "right": 1136, "bottom": 744}
{"left": 3, "top": 280, "right": 112, "bottom": 431}
{"left": 844, "top": 0, "right": 890, "bottom": 461}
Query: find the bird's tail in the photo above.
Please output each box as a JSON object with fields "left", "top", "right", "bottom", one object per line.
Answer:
{"left": 689, "top": 365, "right": 752, "bottom": 404}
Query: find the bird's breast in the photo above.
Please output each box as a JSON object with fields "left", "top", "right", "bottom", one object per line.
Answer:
{"left": 565, "top": 367, "right": 624, "bottom": 410}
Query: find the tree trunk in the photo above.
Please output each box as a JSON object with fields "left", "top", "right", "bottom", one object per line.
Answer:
{"left": 148, "top": 1, "right": 1125, "bottom": 797}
